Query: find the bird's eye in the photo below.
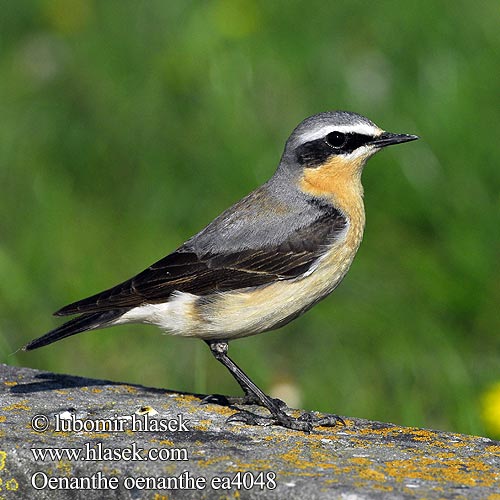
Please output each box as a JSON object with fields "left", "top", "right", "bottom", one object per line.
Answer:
{"left": 325, "top": 131, "right": 347, "bottom": 148}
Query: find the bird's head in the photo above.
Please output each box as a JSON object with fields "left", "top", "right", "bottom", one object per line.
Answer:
{"left": 277, "top": 111, "right": 419, "bottom": 207}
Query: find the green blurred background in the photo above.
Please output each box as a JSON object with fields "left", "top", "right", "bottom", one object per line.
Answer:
{"left": 1, "top": 0, "right": 499, "bottom": 438}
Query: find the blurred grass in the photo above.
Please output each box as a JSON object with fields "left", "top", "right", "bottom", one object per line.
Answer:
{"left": 1, "top": 0, "right": 499, "bottom": 437}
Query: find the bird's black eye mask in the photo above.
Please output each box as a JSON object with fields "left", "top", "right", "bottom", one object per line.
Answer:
{"left": 295, "top": 132, "right": 374, "bottom": 167}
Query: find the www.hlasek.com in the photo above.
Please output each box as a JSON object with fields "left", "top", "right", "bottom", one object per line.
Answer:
{"left": 32, "top": 442, "right": 187, "bottom": 462}
{"left": 29, "top": 412, "right": 277, "bottom": 492}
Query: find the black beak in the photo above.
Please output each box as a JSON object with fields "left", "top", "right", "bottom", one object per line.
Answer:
{"left": 370, "top": 132, "right": 419, "bottom": 148}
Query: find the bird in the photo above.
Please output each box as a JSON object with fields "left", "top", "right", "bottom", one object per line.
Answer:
{"left": 24, "top": 111, "right": 419, "bottom": 432}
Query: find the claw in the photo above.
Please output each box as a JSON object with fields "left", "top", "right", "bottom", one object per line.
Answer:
{"left": 225, "top": 408, "right": 345, "bottom": 432}
{"left": 316, "top": 414, "right": 345, "bottom": 427}
{"left": 226, "top": 410, "right": 275, "bottom": 426}
{"left": 226, "top": 410, "right": 313, "bottom": 431}
{"left": 298, "top": 411, "right": 345, "bottom": 427}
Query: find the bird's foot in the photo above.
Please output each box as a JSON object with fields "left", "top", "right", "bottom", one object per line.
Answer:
{"left": 201, "top": 393, "right": 287, "bottom": 409}
{"left": 297, "top": 411, "right": 345, "bottom": 428}
{"left": 226, "top": 408, "right": 345, "bottom": 433}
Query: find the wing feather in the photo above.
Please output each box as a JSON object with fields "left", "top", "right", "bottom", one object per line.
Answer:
{"left": 56, "top": 208, "right": 347, "bottom": 316}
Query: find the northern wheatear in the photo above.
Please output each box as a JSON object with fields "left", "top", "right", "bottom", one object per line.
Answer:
{"left": 25, "top": 111, "right": 418, "bottom": 431}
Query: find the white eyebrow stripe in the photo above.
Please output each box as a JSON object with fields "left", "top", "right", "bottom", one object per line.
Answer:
{"left": 299, "top": 123, "right": 382, "bottom": 143}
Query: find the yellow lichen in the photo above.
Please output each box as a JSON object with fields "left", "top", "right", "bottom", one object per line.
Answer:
{"left": 6, "top": 478, "right": 19, "bottom": 491}
{"left": 56, "top": 461, "right": 72, "bottom": 476}
{"left": 349, "top": 457, "right": 371, "bottom": 466}
{"left": 158, "top": 439, "right": 174, "bottom": 446}
{"left": 358, "top": 468, "right": 386, "bottom": 482}
{"left": 3, "top": 401, "right": 31, "bottom": 411}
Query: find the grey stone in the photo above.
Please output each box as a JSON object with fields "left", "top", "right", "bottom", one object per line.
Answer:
{"left": 1, "top": 363, "right": 499, "bottom": 499}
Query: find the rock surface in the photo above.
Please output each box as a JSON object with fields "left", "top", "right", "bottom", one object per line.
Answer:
{"left": 1, "top": 363, "right": 499, "bottom": 499}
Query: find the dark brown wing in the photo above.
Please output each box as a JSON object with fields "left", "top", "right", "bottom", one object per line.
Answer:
{"left": 56, "top": 209, "right": 347, "bottom": 316}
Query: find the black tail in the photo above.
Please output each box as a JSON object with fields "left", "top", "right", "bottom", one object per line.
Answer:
{"left": 24, "top": 310, "right": 124, "bottom": 351}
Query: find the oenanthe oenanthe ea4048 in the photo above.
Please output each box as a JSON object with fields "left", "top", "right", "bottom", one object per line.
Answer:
{"left": 25, "top": 111, "right": 418, "bottom": 432}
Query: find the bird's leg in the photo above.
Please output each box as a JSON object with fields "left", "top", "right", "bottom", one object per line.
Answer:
{"left": 202, "top": 341, "right": 286, "bottom": 408}
{"left": 204, "top": 340, "right": 343, "bottom": 432}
